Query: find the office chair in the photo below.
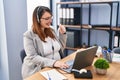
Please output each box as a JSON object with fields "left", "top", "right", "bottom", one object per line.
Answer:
{"left": 20, "top": 49, "right": 26, "bottom": 63}
{"left": 112, "top": 47, "right": 120, "bottom": 54}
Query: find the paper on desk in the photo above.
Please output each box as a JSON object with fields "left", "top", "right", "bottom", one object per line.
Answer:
{"left": 40, "top": 69, "right": 67, "bottom": 80}
{"left": 112, "top": 53, "right": 120, "bottom": 62}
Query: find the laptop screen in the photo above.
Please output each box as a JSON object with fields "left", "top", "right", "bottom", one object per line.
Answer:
{"left": 72, "top": 46, "right": 98, "bottom": 70}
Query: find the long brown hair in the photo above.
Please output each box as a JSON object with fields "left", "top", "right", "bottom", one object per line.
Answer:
{"left": 32, "top": 6, "right": 55, "bottom": 42}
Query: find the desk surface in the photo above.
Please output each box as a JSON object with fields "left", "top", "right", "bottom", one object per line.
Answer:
{"left": 24, "top": 49, "right": 120, "bottom": 80}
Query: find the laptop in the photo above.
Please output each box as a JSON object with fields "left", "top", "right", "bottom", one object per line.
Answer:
{"left": 61, "top": 46, "right": 98, "bottom": 73}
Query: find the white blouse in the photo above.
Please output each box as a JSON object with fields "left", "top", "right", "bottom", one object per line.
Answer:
{"left": 42, "top": 37, "right": 61, "bottom": 60}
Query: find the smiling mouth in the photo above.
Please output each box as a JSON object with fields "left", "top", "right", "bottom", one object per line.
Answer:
{"left": 46, "top": 23, "right": 51, "bottom": 26}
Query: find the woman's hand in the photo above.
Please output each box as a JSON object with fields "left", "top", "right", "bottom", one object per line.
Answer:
{"left": 53, "top": 60, "right": 69, "bottom": 69}
{"left": 59, "top": 24, "right": 66, "bottom": 34}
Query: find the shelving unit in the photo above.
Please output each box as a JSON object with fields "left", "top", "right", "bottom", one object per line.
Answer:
{"left": 56, "top": 1, "right": 120, "bottom": 49}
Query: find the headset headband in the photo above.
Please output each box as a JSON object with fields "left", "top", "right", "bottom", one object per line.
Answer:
{"left": 36, "top": 7, "right": 40, "bottom": 23}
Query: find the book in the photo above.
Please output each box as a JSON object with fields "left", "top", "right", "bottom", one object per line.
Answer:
{"left": 40, "top": 69, "right": 68, "bottom": 80}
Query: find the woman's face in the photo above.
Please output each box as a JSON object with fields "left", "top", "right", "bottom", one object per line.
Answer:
{"left": 40, "top": 12, "right": 52, "bottom": 28}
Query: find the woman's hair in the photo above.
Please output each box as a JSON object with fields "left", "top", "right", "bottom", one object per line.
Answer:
{"left": 32, "top": 6, "right": 55, "bottom": 42}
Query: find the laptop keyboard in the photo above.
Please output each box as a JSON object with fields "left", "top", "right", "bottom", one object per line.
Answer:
{"left": 61, "top": 60, "right": 74, "bottom": 73}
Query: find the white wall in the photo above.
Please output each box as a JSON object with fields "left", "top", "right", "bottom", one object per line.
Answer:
{"left": 2, "top": 0, "right": 27, "bottom": 80}
{"left": 52, "top": 0, "right": 60, "bottom": 31}
{"left": 1, "top": 0, "right": 51, "bottom": 80}
{"left": 0, "top": 0, "right": 9, "bottom": 80}
{"left": 27, "top": 0, "right": 50, "bottom": 29}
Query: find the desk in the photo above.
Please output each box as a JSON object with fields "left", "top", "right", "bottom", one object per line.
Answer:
{"left": 24, "top": 49, "right": 120, "bottom": 80}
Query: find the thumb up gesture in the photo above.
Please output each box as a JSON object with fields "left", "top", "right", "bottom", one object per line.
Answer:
{"left": 59, "top": 24, "right": 66, "bottom": 34}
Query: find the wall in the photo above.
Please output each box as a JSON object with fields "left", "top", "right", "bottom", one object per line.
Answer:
{"left": 3, "top": 0, "right": 27, "bottom": 80}
{"left": 82, "top": 3, "right": 119, "bottom": 48}
{"left": 27, "top": 0, "right": 50, "bottom": 29}
{"left": 1, "top": 0, "right": 66, "bottom": 79}
{"left": 0, "top": 0, "right": 9, "bottom": 80}
{"left": 1, "top": 0, "right": 51, "bottom": 80}
{"left": 82, "top": 4, "right": 116, "bottom": 48}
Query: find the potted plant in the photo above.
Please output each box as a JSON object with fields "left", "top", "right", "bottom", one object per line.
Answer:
{"left": 94, "top": 58, "right": 110, "bottom": 75}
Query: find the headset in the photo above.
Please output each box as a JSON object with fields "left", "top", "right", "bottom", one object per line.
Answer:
{"left": 36, "top": 7, "right": 40, "bottom": 23}
{"left": 36, "top": 6, "right": 51, "bottom": 23}
{"left": 36, "top": 6, "right": 42, "bottom": 23}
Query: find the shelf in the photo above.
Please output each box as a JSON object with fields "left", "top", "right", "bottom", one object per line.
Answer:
{"left": 112, "top": 27, "right": 120, "bottom": 31}
{"left": 64, "top": 24, "right": 89, "bottom": 28}
{"left": 57, "top": 1, "right": 119, "bottom": 5}
{"left": 56, "top": 1, "right": 120, "bottom": 49}
{"left": 65, "top": 47, "right": 79, "bottom": 50}
{"left": 64, "top": 24, "right": 120, "bottom": 31}
{"left": 65, "top": 47, "right": 87, "bottom": 51}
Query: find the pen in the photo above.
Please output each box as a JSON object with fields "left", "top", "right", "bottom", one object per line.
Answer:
{"left": 47, "top": 72, "right": 51, "bottom": 80}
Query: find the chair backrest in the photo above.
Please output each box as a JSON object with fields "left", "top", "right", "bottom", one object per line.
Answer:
{"left": 112, "top": 47, "right": 120, "bottom": 54}
{"left": 20, "top": 49, "right": 26, "bottom": 63}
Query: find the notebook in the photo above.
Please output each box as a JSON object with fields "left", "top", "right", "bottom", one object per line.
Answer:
{"left": 61, "top": 46, "right": 98, "bottom": 73}
{"left": 40, "top": 69, "right": 67, "bottom": 80}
